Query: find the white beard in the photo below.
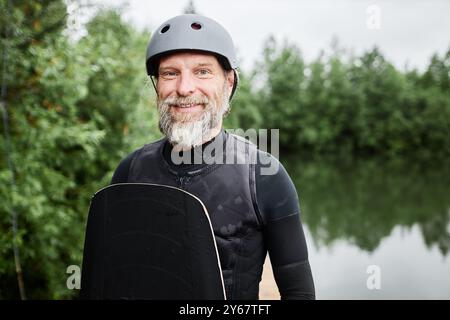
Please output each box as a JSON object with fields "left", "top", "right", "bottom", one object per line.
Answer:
{"left": 169, "top": 112, "right": 212, "bottom": 150}
{"left": 157, "top": 82, "right": 229, "bottom": 150}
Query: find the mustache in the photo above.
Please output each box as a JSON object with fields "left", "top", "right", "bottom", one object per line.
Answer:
{"left": 159, "top": 95, "right": 210, "bottom": 108}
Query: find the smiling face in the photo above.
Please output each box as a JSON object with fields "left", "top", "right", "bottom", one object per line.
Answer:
{"left": 156, "top": 51, "right": 234, "bottom": 150}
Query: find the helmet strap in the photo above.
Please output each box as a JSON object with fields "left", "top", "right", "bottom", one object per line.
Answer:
{"left": 150, "top": 75, "right": 158, "bottom": 97}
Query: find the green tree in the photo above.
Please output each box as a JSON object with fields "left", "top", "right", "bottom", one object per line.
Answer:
{"left": 254, "top": 38, "right": 450, "bottom": 157}
{"left": 0, "top": 2, "right": 158, "bottom": 298}
{"left": 223, "top": 71, "right": 263, "bottom": 130}
{"left": 0, "top": 0, "right": 100, "bottom": 299}
{"left": 256, "top": 36, "right": 305, "bottom": 149}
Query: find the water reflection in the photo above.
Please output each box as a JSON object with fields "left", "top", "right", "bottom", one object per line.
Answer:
{"left": 284, "top": 155, "right": 450, "bottom": 256}
{"left": 305, "top": 224, "right": 450, "bottom": 299}
{"left": 274, "top": 155, "right": 450, "bottom": 299}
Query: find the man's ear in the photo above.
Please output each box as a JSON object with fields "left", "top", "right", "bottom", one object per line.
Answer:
{"left": 225, "top": 70, "right": 235, "bottom": 96}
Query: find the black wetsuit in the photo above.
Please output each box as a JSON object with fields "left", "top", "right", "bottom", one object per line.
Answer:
{"left": 111, "top": 129, "right": 315, "bottom": 300}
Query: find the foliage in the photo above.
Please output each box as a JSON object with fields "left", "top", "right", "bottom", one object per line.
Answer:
{"left": 0, "top": 1, "right": 157, "bottom": 299}
{"left": 254, "top": 37, "right": 450, "bottom": 157}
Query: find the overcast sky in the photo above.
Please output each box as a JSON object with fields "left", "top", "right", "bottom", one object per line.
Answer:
{"left": 87, "top": 0, "right": 450, "bottom": 72}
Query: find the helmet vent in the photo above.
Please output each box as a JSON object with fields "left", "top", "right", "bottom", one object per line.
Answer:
{"left": 160, "top": 24, "right": 170, "bottom": 33}
{"left": 191, "top": 22, "right": 202, "bottom": 30}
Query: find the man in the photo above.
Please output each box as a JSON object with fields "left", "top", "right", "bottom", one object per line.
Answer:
{"left": 111, "top": 14, "right": 315, "bottom": 300}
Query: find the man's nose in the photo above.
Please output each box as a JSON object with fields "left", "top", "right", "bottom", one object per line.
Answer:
{"left": 176, "top": 73, "right": 196, "bottom": 97}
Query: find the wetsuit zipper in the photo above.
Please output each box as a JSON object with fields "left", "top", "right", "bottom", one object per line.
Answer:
{"left": 172, "top": 164, "right": 218, "bottom": 189}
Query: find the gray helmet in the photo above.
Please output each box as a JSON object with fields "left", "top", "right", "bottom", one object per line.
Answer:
{"left": 146, "top": 14, "right": 239, "bottom": 100}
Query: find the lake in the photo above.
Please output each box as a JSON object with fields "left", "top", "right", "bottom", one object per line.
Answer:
{"left": 259, "top": 155, "right": 450, "bottom": 299}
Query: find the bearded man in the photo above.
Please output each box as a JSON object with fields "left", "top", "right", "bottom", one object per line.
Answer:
{"left": 111, "top": 14, "right": 315, "bottom": 300}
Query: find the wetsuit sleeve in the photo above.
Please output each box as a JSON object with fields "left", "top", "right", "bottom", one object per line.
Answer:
{"left": 256, "top": 151, "right": 315, "bottom": 300}
{"left": 110, "top": 150, "right": 138, "bottom": 184}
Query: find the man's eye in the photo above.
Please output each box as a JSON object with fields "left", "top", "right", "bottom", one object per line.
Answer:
{"left": 160, "top": 71, "right": 178, "bottom": 78}
{"left": 196, "top": 69, "right": 212, "bottom": 76}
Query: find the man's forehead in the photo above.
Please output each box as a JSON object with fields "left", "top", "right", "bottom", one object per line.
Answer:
{"left": 158, "top": 51, "right": 220, "bottom": 69}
